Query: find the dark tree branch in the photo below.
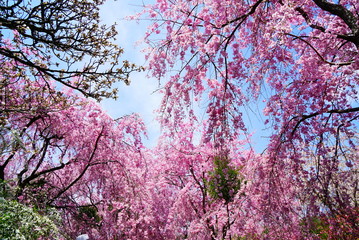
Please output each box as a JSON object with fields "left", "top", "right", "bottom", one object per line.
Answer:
{"left": 0, "top": 115, "right": 42, "bottom": 181}
{"left": 312, "top": 0, "right": 359, "bottom": 48}
{"left": 18, "top": 134, "right": 63, "bottom": 189}
{"left": 49, "top": 126, "right": 105, "bottom": 204}
{"left": 295, "top": 6, "right": 326, "bottom": 32}
{"left": 0, "top": 0, "right": 143, "bottom": 100}
{"left": 286, "top": 33, "right": 354, "bottom": 66}
{"left": 291, "top": 107, "right": 359, "bottom": 136}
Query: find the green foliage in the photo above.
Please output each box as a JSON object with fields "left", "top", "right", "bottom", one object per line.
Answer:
{"left": 0, "top": 180, "right": 15, "bottom": 200}
{"left": 233, "top": 228, "right": 269, "bottom": 240}
{"left": 300, "top": 216, "right": 329, "bottom": 239}
{"left": 78, "top": 205, "right": 102, "bottom": 224}
{"left": 0, "top": 198, "right": 59, "bottom": 240}
{"left": 206, "top": 156, "right": 243, "bottom": 203}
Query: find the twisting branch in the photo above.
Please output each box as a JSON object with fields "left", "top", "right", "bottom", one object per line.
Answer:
{"left": 0, "top": 115, "right": 42, "bottom": 181}
{"left": 49, "top": 126, "right": 105, "bottom": 204}
{"left": 295, "top": 6, "right": 326, "bottom": 32}
{"left": 0, "top": 0, "right": 143, "bottom": 100}
{"left": 286, "top": 33, "right": 354, "bottom": 66}
{"left": 312, "top": 0, "right": 359, "bottom": 48}
{"left": 291, "top": 107, "right": 359, "bottom": 136}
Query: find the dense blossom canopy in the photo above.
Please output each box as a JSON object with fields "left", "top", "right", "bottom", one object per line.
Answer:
{"left": 0, "top": 43, "right": 148, "bottom": 238}
{"left": 1, "top": 0, "right": 359, "bottom": 239}
{"left": 139, "top": 0, "right": 359, "bottom": 239}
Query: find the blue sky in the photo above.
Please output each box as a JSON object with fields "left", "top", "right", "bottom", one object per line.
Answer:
{"left": 99, "top": 0, "right": 162, "bottom": 147}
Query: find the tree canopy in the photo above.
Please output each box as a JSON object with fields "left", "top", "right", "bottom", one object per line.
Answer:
{"left": 0, "top": 0, "right": 142, "bottom": 100}
{"left": 0, "top": 0, "right": 358, "bottom": 239}
{"left": 140, "top": 0, "right": 359, "bottom": 238}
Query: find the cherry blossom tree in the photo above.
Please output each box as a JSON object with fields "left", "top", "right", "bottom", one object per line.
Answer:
{"left": 1, "top": 0, "right": 359, "bottom": 239}
{"left": 0, "top": 46, "right": 148, "bottom": 238}
{"left": 0, "top": 1, "right": 146, "bottom": 238}
{"left": 139, "top": 0, "right": 359, "bottom": 238}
